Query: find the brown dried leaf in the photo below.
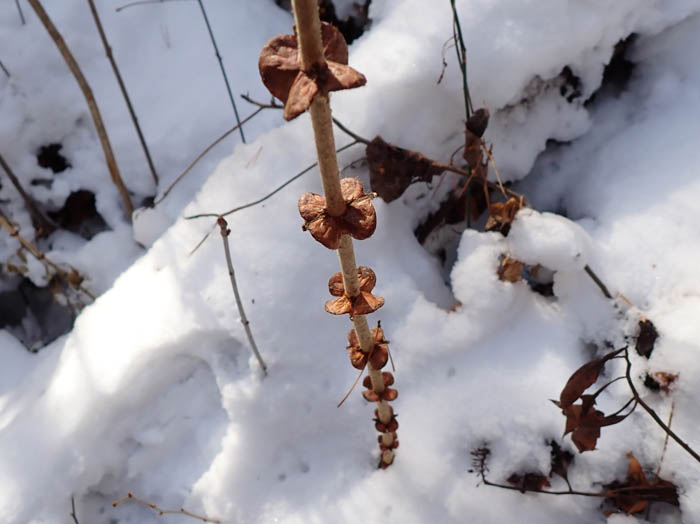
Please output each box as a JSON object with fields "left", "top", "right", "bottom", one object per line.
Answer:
{"left": 485, "top": 197, "right": 522, "bottom": 232}
{"left": 549, "top": 441, "right": 574, "bottom": 482}
{"left": 507, "top": 472, "right": 551, "bottom": 493}
{"left": 636, "top": 320, "right": 658, "bottom": 358}
{"left": 559, "top": 348, "right": 623, "bottom": 409}
{"left": 604, "top": 453, "right": 679, "bottom": 515}
{"left": 348, "top": 345, "right": 367, "bottom": 369}
{"left": 466, "top": 108, "right": 490, "bottom": 138}
{"left": 498, "top": 256, "right": 523, "bottom": 282}
{"left": 366, "top": 136, "right": 444, "bottom": 202}
{"left": 653, "top": 371, "right": 679, "bottom": 394}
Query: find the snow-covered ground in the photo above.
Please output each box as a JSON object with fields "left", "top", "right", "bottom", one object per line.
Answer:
{"left": 1, "top": 1, "right": 700, "bottom": 522}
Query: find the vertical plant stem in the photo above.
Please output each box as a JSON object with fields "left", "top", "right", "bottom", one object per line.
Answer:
{"left": 0, "top": 152, "right": 54, "bottom": 233}
{"left": 218, "top": 216, "right": 267, "bottom": 376}
{"left": 0, "top": 60, "right": 9, "bottom": 77}
{"left": 291, "top": 0, "right": 396, "bottom": 464}
{"left": 196, "top": 0, "right": 246, "bottom": 143}
{"left": 27, "top": 0, "right": 135, "bottom": 219}
{"left": 86, "top": 0, "right": 159, "bottom": 187}
{"left": 449, "top": 0, "right": 471, "bottom": 119}
{"left": 15, "top": 0, "right": 26, "bottom": 25}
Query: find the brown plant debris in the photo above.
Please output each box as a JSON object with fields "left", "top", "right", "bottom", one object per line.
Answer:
{"left": 463, "top": 108, "right": 489, "bottom": 170}
{"left": 325, "top": 266, "right": 384, "bottom": 316}
{"left": 549, "top": 441, "right": 574, "bottom": 485}
{"left": 553, "top": 348, "right": 636, "bottom": 452}
{"left": 507, "top": 472, "right": 551, "bottom": 493}
{"left": 559, "top": 348, "right": 623, "bottom": 409}
{"left": 498, "top": 255, "right": 523, "bottom": 282}
{"left": 644, "top": 371, "right": 679, "bottom": 394}
{"left": 347, "top": 323, "right": 389, "bottom": 370}
{"left": 366, "top": 136, "right": 444, "bottom": 202}
{"left": 485, "top": 197, "right": 522, "bottom": 233}
{"left": 604, "top": 453, "right": 679, "bottom": 515}
{"left": 635, "top": 319, "right": 658, "bottom": 358}
{"left": 299, "top": 177, "right": 376, "bottom": 249}
{"left": 362, "top": 372, "right": 398, "bottom": 402}
{"left": 259, "top": 22, "right": 366, "bottom": 120}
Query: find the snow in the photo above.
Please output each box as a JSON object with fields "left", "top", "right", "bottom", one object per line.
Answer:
{"left": 1, "top": 1, "right": 700, "bottom": 523}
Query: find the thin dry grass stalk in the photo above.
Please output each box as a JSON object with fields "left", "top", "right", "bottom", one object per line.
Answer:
{"left": 86, "top": 0, "right": 159, "bottom": 187}
{"left": 27, "top": 0, "right": 135, "bottom": 219}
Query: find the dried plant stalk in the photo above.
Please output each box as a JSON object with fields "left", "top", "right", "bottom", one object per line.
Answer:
{"left": 291, "top": 0, "right": 396, "bottom": 466}
{"left": 217, "top": 216, "right": 267, "bottom": 376}
{"left": 27, "top": 0, "right": 134, "bottom": 219}
{"left": 86, "top": 0, "right": 159, "bottom": 186}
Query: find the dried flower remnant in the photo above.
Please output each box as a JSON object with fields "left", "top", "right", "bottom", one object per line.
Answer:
{"left": 325, "top": 266, "right": 384, "bottom": 316}
{"left": 347, "top": 324, "right": 389, "bottom": 370}
{"left": 298, "top": 177, "right": 376, "bottom": 249}
{"left": 635, "top": 319, "right": 658, "bottom": 358}
{"left": 259, "top": 22, "right": 366, "bottom": 120}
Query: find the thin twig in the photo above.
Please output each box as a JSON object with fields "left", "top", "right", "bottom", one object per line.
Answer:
{"left": 155, "top": 107, "right": 264, "bottom": 205}
{"left": 112, "top": 492, "right": 220, "bottom": 523}
{"left": 449, "top": 0, "right": 472, "bottom": 119}
{"left": 115, "top": 0, "right": 191, "bottom": 12}
{"left": 0, "top": 152, "right": 55, "bottom": 234}
{"left": 86, "top": 0, "right": 159, "bottom": 186}
{"left": 70, "top": 496, "right": 79, "bottom": 524}
{"left": 28, "top": 0, "right": 134, "bottom": 219}
{"left": 197, "top": 0, "right": 246, "bottom": 143}
{"left": 624, "top": 348, "right": 700, "bottom": 463}
{"left": 241, "top": 94, "right": 371, "bottom": 145}
{"left": 656, "top": 400, "right": 675, "bottom": 477}
{"left": 185, "top": 140, "right": 360, "bottom": 220}
{"left": 15, "top": 0, "right": 26, "bottom": 25}
{"left": 217, "top": 216, "right": 267, "bottom": 376}
{"left": 584, "top": 265, "right": 613, "bottom": 299}
{"left": 0, "top": 60, "right": 9, "bottom": 77}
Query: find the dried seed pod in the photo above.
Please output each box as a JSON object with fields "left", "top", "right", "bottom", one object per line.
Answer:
{"left": 324, "top": 265, "right": 384, "bottom": 316}
{"left": 299, "top": 178, "right": 377, "bottom": 249}
{"left": 259, "top": 22, "right": 366, "bottom": 120}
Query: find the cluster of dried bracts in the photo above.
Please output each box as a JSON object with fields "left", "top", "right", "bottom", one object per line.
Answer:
{"left": 258, "top": 6, "right": 398, "bottom": 467}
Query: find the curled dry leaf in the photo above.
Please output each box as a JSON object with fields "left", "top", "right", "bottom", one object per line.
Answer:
{"left": 362, "top": 372, "right": 397, "bottom": 402}
{"left": 259, "top": 22, "right": 366, "bottom": 120}
{"left": 486, "top": 197, "right": 522, "bottom": 232}
{"left": 299, "top": 177, "right": 377, "bottom": 249}
{"left": 559, "top": 348, "right": 624, "bottom": 409}
{"left": 498, "top": 255, "right": 523, "bottom": 282}
{"left": 464, "top": 108, "right": 489, "bottom": 170}
{"left": 507, "top": 472, "right": 551, "bottom": 493}
{"left": 604, "top": 453, "right": 679, "bottom": 515}
{"left": 647, "top": 371, "right": 679, "bottom": 394}
{"left": 556, "top": 401, "right": 628, "bottom": 453}
{"left": 366, "top": 136, "right": 444, "bottom": 202}
{"left": 635, "top": 319, "right": 658, "bottom": 358}
{"left": 549, "top": 441, "right": 574, "bottom": 483}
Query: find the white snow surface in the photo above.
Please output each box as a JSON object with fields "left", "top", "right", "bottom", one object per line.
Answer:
{"left": 1, "top": 1, "right": 700, "bottom": 523}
